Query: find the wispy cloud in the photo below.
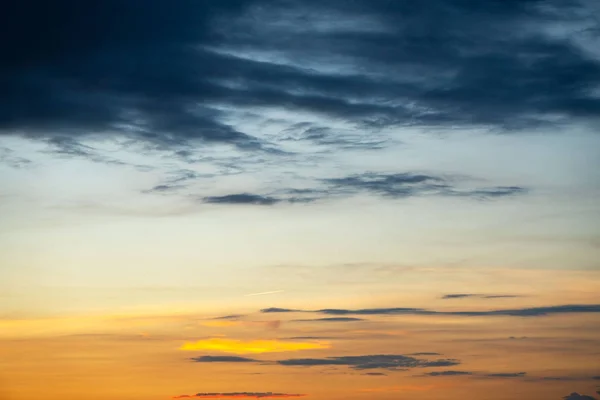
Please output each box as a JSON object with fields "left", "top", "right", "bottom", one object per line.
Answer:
{"left": 245, "top": 290, "right": 285, "bottom": 297}
{"left": 292, "top": 317, "right": 364, "bottom": 322}
{"left": 441, "top": 293, "right": 521, "bottom": 299}
{"left": 173, "top": 392, "right": 306, "bottom": 399}
{"left": 190, "top": 356, "right": 257, "bottom": 363}
{"left": 276, "top": 354, "right": 460, "bottom": 370}
{"left": 262, "top": 304, "right": 600, "bottom": 317}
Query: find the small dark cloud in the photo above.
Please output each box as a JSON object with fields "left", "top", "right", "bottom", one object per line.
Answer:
{"left": 321, "top": 172, "right": 527, "bottom": 200}
{"left": 262, "top": 304, "right": 600, "bottom": 317}
{"left": 190, "top": 356, "right": 257, "bottom": 363}
{"left": 277, "top": 354, "right": 459, "bottom": 371}
{"left": 563, "top": 394, "right": 598, "bottom": 400}
{"left": 146, "top": 184, "right": 183, "bottom": 193}
{"left": 362, "top": 372, "right": 387, "bottom": 376}
{"left": 145, "top": 169, "right": 210, "bottom": 194}
{"left": 262, "top": 308, "right": 299, "bottom": 313}
{"left": 423, "top": 360, "right": 462, "bottom": 367}
{"left": 293, "top": 317, "right": 364, "bottom": 322}
{"left": 442, "top": 294, "right": 475, "bottom": 299}
{"left": 173, "top": 392, "right": 306, "bottom": 399}
{"left": 202, "top": 192, "right": 319, "bottom": 206}
{"left": 441, "top": 293, "right": 521, "bottom": 299}
{"left": 213, "top": 314, "right": 245, "bottom": 320}
{"left": 282, "top": 336, "right": 339, "bottom": 340}
{"left": 203, "top": 193, "right": 282, "bottom": 206}
{"left": 426, "top": 371, "right": 473, "bottom": 376}
{"left": 485, "top": 372, "right": 527, "bottom": 378}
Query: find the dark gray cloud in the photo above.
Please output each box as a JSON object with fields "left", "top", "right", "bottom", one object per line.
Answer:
{"left": 190, "top": 355, "right": 257, "bottom": 363}
{"left": 363, "top": 372, "right": 387, "bottom": 376}
{"left": 202, "top": 191, "right": 320, "bottom": 205}
{"left": 276, "top": 354, "right": 460, "bottom": 370}
{"left": 203, "top": 193, "right": 282, "bottom": 206}
{"left": 199, "top": 172, "right": 527, "bottom": 206}
{"left": 322, "top": 172, "right": 527, "bottom": 199}
{"left": 282, "top": 336, "right": 340, "bottom": 340}
{"left": 441, "top": 293, "right": 521, "bottom": 299}
{"left": 2, "top": 0, "right": 598, "bottom": 153}
{"left": 442, "top": 294, "right": 475, "bottom": 299}
{"left": 485, "top": 372, "right": 527, "bottom": 378}
{"left": 173, "top": 392, "right": 305, "bottom": 399}
{"left": 262, "top": 308, "right": 298, "bottom": 313}
{"left": 261, "top": 304, "right": 600, "bottom": 317}
{"left": 563, "top": 394, "right": 598, "bottom": 400}
{"left": 292, "top": 317, "right": 364, "bottom": 322}
{"left": 426, "top": 371, "right": 473, "bottom": 376}
{"left": 213, "top": 314, "right": 246, "bottom": 320}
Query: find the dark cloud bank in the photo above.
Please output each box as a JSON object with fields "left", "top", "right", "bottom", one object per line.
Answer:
{"left": 2, "top": 0, "right": 599, "bottom": 151}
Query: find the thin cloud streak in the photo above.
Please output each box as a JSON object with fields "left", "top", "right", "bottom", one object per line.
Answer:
{"left": 245, "top": 290, "right": 285, "bottom": 297}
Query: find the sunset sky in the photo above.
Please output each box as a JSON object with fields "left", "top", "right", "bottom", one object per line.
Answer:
{"left": 1, "top": 1, "right": 599, "bottom": 399}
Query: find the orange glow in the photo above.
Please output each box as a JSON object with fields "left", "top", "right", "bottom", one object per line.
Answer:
{"left": 180, "top": 338, "right": 329, "bottom": 354}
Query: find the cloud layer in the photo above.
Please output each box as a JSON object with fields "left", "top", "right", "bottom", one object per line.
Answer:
{"left": 3, "top": 0, "right": 599, "bottom": 151}
{"left": 173, "top": 393, "right": 306, "bottom": 399}
{"left": 261, "top": 304, "right": 600, "bottom": 317}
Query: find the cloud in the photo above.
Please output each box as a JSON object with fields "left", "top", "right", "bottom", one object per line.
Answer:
{"left": 3, "top": 0, "right": 598, "bottom": 157}
{"left": 173, "top": 393, "right": 306, "bottom": 399}
{"left": 261, "top": 304, "right": 600, "bottom": 317}
{"left": 563, "top": 394, "right": 598, "bottom": 400}
{"left": 203, "top": 194, "right": 282, "bottom": 206}
{"left": 202, "top": 192, "right": 319, "bottom": 206}
{"left": 426, "top": 371, "right": 473, "bottom": 376}
{"left": 484, "top": 372, "right": 527, "bottom": 378}
{"left": 322, "top": 172, "right": 527, "bottom": 199}
{"left": 276, "top": 354, "right": 460, "bottom": 370}
{"left": 441, "top": 294, "right": 475, "bottom": 299}
{"left": 292, "top": 317, "right": 364, "bottom": 322}
{"left": 262, "top": 308, "right": 298, "bottom": 313}
{"left": 180, "top": 338, "right": 330, "bottom": 354}
{"left": 214, "top": 315, "right": 246, "bottom": 320}
{"left": 441, "top": 293, "right": 521, "bottom": 299}
{"left": 190, "top": 356, "right": 257, "bottom": 363}
{"left": 0, "top": 147, "right": 32, "bottom": 168}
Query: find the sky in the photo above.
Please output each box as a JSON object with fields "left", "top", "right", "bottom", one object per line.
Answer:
{"left": 0, "top": 1, "right": 599, "bottom": 399}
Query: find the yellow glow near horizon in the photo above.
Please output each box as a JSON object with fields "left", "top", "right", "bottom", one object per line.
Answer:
{"left": 180, "top": 337, "right": 330, "bottom": 354}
